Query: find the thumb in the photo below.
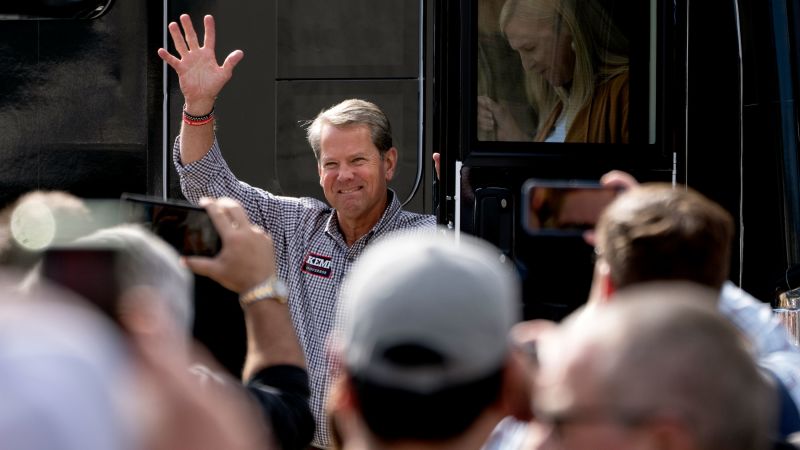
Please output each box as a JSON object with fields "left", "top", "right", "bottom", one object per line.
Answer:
{"left": 222, "top": 50, "right": 244, "bottom": 72}
{"left": 183, "top": 256, "right": 218, "bottom": 279}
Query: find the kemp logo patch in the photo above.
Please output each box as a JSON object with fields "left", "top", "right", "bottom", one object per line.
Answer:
{"left": 302, "top": 252, "right": 333, "bottom": 278}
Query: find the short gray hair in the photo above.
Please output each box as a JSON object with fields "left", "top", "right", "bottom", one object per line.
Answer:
{"left": 305, "top": 99, "right": 393, "bottom": 161}
{"left": 75, "top": 224, "right": 194, "bottom": 333}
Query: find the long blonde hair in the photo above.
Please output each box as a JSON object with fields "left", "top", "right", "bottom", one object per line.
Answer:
{"left": 500, "top": 0, "right": 629, "bottom": 127}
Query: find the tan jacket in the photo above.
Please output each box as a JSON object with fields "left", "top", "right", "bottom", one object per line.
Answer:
{"left": 535, "top": 71, "right": 629, "bottom": 144}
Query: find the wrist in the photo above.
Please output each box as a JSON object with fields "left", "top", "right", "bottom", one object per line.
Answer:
{"left": 239, "top": 275, "right": 288, "bottom": 307}
{"left": 183, "top": 104, "right": 215, "bottom": 126}
{"left": 183, "top": 99, "right": 216, "bottom": 116}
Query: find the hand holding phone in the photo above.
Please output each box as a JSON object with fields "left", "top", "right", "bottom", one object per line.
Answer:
{"left": 183, "top": 197, "right": 277, "bottom": 294}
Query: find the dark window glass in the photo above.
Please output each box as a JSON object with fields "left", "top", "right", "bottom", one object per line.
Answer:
{"left": 276, "top": 0, "right": 420, "bottom": 79}
{"left": 0, "top": 0, "right": 115, "bottom": 19}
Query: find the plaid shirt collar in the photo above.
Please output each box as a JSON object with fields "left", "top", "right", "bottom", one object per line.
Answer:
{"left": 323, "top": 189, "right": 400, "bottom": 248}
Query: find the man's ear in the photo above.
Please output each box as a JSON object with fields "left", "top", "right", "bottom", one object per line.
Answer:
{"left": 587, "top": 259, "right": 616, "bottom": 305}
{"left": 318, "top": 163, "right": 324, "bottom": 187}
{"left": 598, "top": 260, "right": 616, "bottom": 303}
{"left": 383, "top": 147, "right": 398, "bottom": 181}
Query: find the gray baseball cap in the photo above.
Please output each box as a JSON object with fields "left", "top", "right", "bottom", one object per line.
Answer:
{"left": 338, "top": 232, "right": 521, "bottom": 394}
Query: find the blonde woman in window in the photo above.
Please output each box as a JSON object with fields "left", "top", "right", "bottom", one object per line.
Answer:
{"left": 480, "top": 0, "right": 629, "bottom": 143}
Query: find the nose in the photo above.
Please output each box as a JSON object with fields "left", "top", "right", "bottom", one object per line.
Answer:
{"left": 337, "top": 164, "right": 355, "bottom": 181}
{"left": 520, "top": 51, "right": 537, "bottom": 72}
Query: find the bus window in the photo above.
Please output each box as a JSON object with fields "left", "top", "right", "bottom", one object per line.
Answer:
{"left": 476, "top": 0, "right": 640, "bottom": 145}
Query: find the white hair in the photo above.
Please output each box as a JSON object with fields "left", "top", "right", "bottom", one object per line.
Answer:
{"left": 75, "top": 224, "right": 194, "bottom": 332}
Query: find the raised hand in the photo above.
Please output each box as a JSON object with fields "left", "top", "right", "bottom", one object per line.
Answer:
{"left": 157, "top": 14, "right": 244, "bottom": 113}
{"left": 477, "top": 95, "right": 528, "bottom": 142}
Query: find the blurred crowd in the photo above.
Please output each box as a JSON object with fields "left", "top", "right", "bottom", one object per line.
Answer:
{"left": 0, "top": 180, "right": 799, "bottom": 450}
{"left": 1, "top": 0, "right": 797, "bottom": 447}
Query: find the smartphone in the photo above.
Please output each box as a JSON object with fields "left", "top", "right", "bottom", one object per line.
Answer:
{"left": 120, "top": 194, "right": 221, "bottom": 257}
{"left": 521, "top": 179, "right": 620, "bottom": 236}
{"left": 41, "top": 247, "right": 121, "bottom": 321}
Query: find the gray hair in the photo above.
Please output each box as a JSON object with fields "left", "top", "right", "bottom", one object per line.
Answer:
{"left": 75, "top": 224, "right": 194, "bottom": 333}
{"left": 305, "top": 99, "right": 393, "bottom": 161}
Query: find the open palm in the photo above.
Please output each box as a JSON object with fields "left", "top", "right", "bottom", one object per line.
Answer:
{"left": 157, "top": 14, "right": 243, "bottom": 106}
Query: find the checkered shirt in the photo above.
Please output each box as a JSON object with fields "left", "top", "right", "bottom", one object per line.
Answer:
{"left": 174, "top": 137, "right": 436, "bottom": 447}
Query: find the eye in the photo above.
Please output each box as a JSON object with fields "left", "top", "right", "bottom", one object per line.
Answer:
{"left": 323, "top": 161, "right": 338, "bottom": 170}
{"left": 352, "top": 157, "right": 367, "bottom": 164}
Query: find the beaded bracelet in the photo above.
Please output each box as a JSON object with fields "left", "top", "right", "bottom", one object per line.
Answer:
{"left": 182, "top": 105, "right": 215, "bottom": 126}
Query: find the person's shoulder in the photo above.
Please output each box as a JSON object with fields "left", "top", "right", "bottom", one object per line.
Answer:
{"left": 718, "top": 281, "right": 781, "bottom": 336}
{"left": 599, "top": 70, "right": 628, "bottom": 98}
{"left": 290, "top": 197, "right": 335, "bottom": 232}
{"left": 262, "top": 195, "right": 332, "bottom": 226}
{"left": 296, "top": 195, "right": 331, "bottom": 211}
{"left": 603, "top": 69, "right": 629, "bottom": 85}
{"left": 395, "top": 209, "right": 437, "bottom": 228}
{"left": 719, "top": 281, "right": 765, "bottom": 309}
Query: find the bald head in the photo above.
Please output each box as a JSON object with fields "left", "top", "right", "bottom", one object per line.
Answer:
{"left": 536, "top": 283, "right": 774, "bottom": 450}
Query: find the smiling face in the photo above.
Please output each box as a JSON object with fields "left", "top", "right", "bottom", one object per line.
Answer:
{"left": 318, "top": 123, "right": 397, "bottom": 231}
{"left": 504, "top": 0, "right": 575, "bottom": 87}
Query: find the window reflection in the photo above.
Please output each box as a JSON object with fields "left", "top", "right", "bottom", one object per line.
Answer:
{"left": 478, "top": 0, "right": 629, "bottom": 143}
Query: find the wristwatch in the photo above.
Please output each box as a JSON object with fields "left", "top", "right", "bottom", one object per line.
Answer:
{"left": 239, "top": 275, "right": 289, "bottom": 307}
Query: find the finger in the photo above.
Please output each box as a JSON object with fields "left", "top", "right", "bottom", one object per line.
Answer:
{"left": 203, "top": 199, "right": 237, "bottom": 240}
{"left": 180, "top": 14, "right": 201, "bottom": 50}
{"left": 477, "top": 114, "right": 494, "bottom": 131}
{"left": 222, "top": 50, "right": 245, "bottom": 73}
{"left": 478, "top": 95, "right": 497, "bottom": 110}
{"left": 208, "top": 197, "right": 250, "bottom": 236}
{"left": 432, "top": 153, "right": 441, "bottom": 181}
{"left": 221, "top": 200, "right": 251, "bottom": 230}
{"left": 168, "top": 21, "right": 189, "bottom": 55}
{"left": 202, "top": 15, "right": 216, "bottom": 49}
{"left": 600, "top": 170, "right": 639, "bottom": 190}
{"left": 510, "top": 319, "right": 556, "bottom": 347}
{"left": 250, "top": 224, "right": 269, "bottom": 240}
{"left": 157, "top": 48, "right": 181, "bottom": 69}
{"left": 183, "top": 255, "right": 218, "bottom": 278}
